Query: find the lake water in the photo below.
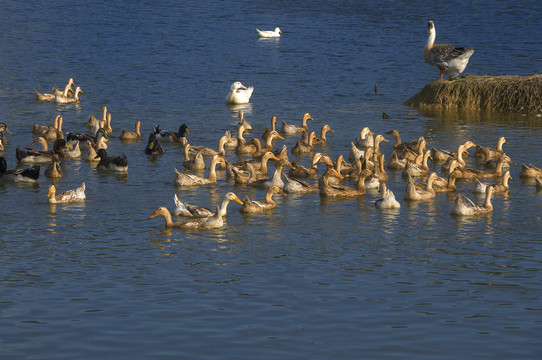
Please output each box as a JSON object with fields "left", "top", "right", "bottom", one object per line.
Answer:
{"left": 1, "top": 1, "right": 541, "bottom": 359}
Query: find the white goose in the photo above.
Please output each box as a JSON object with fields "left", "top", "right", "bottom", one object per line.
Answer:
{"left": 256, "top": 27, "right": 282, "bottom": 38}
{"left": 226, "top": 81, "right": 254, "bottom": 104}
{"left": 424, "top": 20, "right": 474, "bottom": 81}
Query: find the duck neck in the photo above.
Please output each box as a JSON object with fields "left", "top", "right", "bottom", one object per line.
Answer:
{"left": 183, "top": 145, "right": 191, "bottom": 160}
{"left": 425, "top": 29, "right": 435, "bottom": 50}
{"left": 217, "top": 199, "right": 230, "bottom": 217}
{"left": 264, "top": 190, "right": 277, "bottom": 205}
{"left": 392, "top": 132, "right": 401, "bottom": 148}
{"left": 162, "top": 210, "right": 174, "bottom": 227}
{"left": 483, "top": 190, "right": 493, "bottom": 210}
{"left": 217, "top": 136, "right": 227, "bottom": 156}
{"left": 207, "top": 158, "right": 221, "bottom": 182}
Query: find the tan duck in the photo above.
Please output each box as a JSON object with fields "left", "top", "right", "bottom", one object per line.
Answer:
{"left": 44, "top": 156, "right": 63, "bottom": 178}
{"left": 387, "top": 150, "right": 407, "bottom": 170}
{"left": 312, "top": 124, "right": 334, "bottom": 145}
{"left": 61, "top": 140, "right": 81, "bottom": 159}
{"left": 181, "top": 136, "right": 227, "bottom": 158}
{"left": 355, "top": 127, "right": 374, "bottom": 148}
{"left": 386, "top": 129, "right": 423, "bottom": 153}
{"left": 371, "top": 153, "right": 389, "bottom": 183}
{"left": 520, "top": 163, "right": 542, "bottom": 178}
{"left": 372, "top": 134, "right": 390, "bottom": 158}
{"left": 102, "top": 113, "right": 113, "bottom": 134}
{"left": 174, "top": 192, "right": 243, "bottom": 217}
{"left": 248, "top": 160, "right": 290, "bottom": 189}
{"left": 318, "top": 168, "right": 372, "bottom": 197}
{"left": 456, "top": 155, "right": 510, "bottom": 181}
{"left": 404, "top": 172, "right": 437, "bottom": 200}
{"left": 261, "top": 115, "right": 278, "bottom": 141}
{"left": 235, "top": 125, "right": 261, "bottom": 155}
{"left": 88, "top": 106, "right": 108, "bottom": 129}
{"left": 239, "top": 186, "right": 286, "bottom": 213}
{"left": 440, "top": 140, "right": 476, "bottom": 174}
{"left": 231, "top": 151, "right": 280, "bottom": 177}
{"left": 175, "top": 155, "right": 224, "bottom": 186}
{"left": 451, "top": 187, "right": 494, "bottom": 216}
{"left": 288, "top": 152, "right": 323, "bottom": 179}
{"left": 260, "top": 130, "right": 284, "bottom": 152}
{"left": 229, "top": 162, "right": 265, "bottom": 185}
{"left": 433, "top": 168, "right": 463, "bottom": 193}
{"left": 47, "top": 183, "right": 86, "bottom": 204}
{"left": 119, "top": 121, "right": 142, "bottom": 141}
{"left": 280, "top": 112, "right": 313, "bottom": 135}
{"left": 402, "top": 150, "right": 431, "bottom": 178}
{"left": 32, "top": 115, "right": 59, "bottom": 137}
{"left": 348, "top": 141, "right": 365, "bottom": 163}
{"left": 474, "top": 136, "right": 506, "bottom": 161}
{"left": 237, "top": 110, "right": 252, "bottom": 132}
{"left": 473, "top": 170, "right": 511, "bottom": 194}
{"left": 54, "top": 86, "right": 83, "bottom": 104}
{"left": 35, "top": 78, "right": 75, "bottom": 101}
{"left": 283, "top": 174, "right": 318, "bottom": 194}
{"left": 291, "top": 131, "right": 317, "bottom": 155}
{"left": 84, "top": 140, "right": 99, "bottom": 163}
{"left": 182, "top": 144, "right": 206, "bottom": 170}
{"left": 432, "top": 139, "right": 474, "bottom": 163}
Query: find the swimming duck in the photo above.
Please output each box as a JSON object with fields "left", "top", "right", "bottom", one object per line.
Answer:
{"left": 237, "top": 110, "right": 252, "bottom": 131}
{"left": 94, "top": 149, "right": 128, "bottom": 172}
{"left": 0, "top": 157, "right": 39, "bottom": 183}
{"left": 473, "top": 170, "right": 511, "bottom": 194}
{"left": 66, "top": 128, "right": 109, "bottom": 151}
{"left": 44, "top": 156, "right": 63, "bottom": 178}
{"left": 226, "top": 81, "right": 253, "bottom": 105}
{"left": 228, "top": 161, "right": 263, "bottom": 185}
{"left": 35, "top": 78, "right": 75, "bottom": 101}
{"left": 402, "top": 150, "right": 431, "bottom": 178}
{"left": 451, "top": 186, "right": 494, "bottom": 216}
{"left": 519, "top": 163, "right": 542, "bottom": 178}
{"left": 84, "top": 140, "right": 99, "bottom": 163}
{"left": 280, "top": 113, "right": 313, "bottom": 135}
{"left": 32, "top": 116, "right": 58, "bottom": 137}
{"left": 260, "top": 131, "right": 284, "bottom": 152}
{"left": 0, "top": 122, "right": 12, "bottom": 137}
{"left": 356, "top": 127, "right": 374, "bottom": 148}
{"left": 150, "top": 201, "right": 238, "bottom": 230}
{"left": 248, "top": 159, "right": 290, "bottom": 189}
{"left": 144, "top": 133, "right": 164, "bottom": 155}
{"left": 312, "top": 124, "right": 334, "bottom": 145}
{"left": 174, "top": 192, "right": 243, "bottom": 217}
{"left": 424, "top": 20, "right": 475, "bottom": 81}
{"left": 60, "top": 140, "right": 81, "bottom": 159}
{"left": 440, "top": 141, "right": 476, "bottom": 173}
{"left": 261, "top": 116, "right": 278, "bottom": 141}
{"left": 235, "top": 134, "right": 262, "bottom": 156}
{"left": 0, "top": 132, "right": 6, "bottom": 152}
{"left": 230, "top": 151, "right": 280, "bottom": 179}
{"left": 432, "top": 168, "right": 463, "bottom": 193}
{"left": 291, "top": 131, "right": 317, "bottom": 155}
{"left": 375, "top": 182, "right": 401, "bottom": 209}
{"left": 348, "top": 142, "right": 365, "bottom": 163}
{"left": 88, "top": 106, "right": 108, "bottom": 129}
{"left": 474, "top": 136, "right": 507, "bottom": 162}
{"left": 154, "top": 124, "right": 190, "bottom": 143}
{"left": 174, "top": 155, "right": 225, "bottom": 186}
{"left": 256, "top": 27, "right": 282, "bottom": 38}
{"left": 372, "top": 153, "right": 389, "bottom": 183}
{"left": 318, "top": 168, "right": 372, "bottom": 197}
{"left": 182, "top": 144, "right": 206, "bottom": 170}
{"left": 16, "top": 138, "right": 67, "bottom": 164}
{"left": 288, "top": 152, "right": 323, "bottom": 179}
{"left": 47, "top": 182, "right": 86, "bottom": 204}
{"left": 404, "top": 172, "right": 437, "bottom": 200}
{"left": 283, "top": 174, "right": 318, "bottom": 194}
{"left": 239, "top": 186, "right": 286, "bottom": 213}
{"left": 120, "top": 121, "right": 142, "bottom": 141}
{"left": 456, "top": 155, "right": 510, "bottom": 181}
{"left": 400, "top": 138, "right": 427, "bottom": 163}
{"left": 385, "top": 129, "right": 423, "bottom": 153}
{"left": 54, "top": 86, "right": 83, "bottom": 104}
{"left": 386, "top": 150, "right": 408, "bottom": 170}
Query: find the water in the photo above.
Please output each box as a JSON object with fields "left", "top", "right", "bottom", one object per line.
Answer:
{"left": 1, "top": 1, "right": 541, "bottom": 359}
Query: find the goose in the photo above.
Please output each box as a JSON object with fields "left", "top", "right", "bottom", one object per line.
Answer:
{"left": 119, "top": 121, "right": 142, "bottom": 141}
{"left": 375, "top": 182, "right": 401, "bottom": 209}
{"left": 226, "top": 81, "right": 253, "bottom": 105}
{"left": 174, "top": 155, "right": 225, "bottom": 186}
{"left": 144, "top": 133, "right": 164, "bottom": 155}
{"left": 404, "top": 172, "right": 437, "bottom": 200}
{"left": 473, "top": 170, "right": 512, "bottom": 194}
{"left": 54, "top": 86, "right": 83, "bottom": 104}
{"left": 239, "top": 186, "right": 286, "bottom": 213}
{"left": 451, "top": 187, "right": 494, "bottom": 216}
{"left": 280, "top": 113, "right": 313, "bottom": 135}
{"left": 519, "top": 163, "right": 542, "bottom": 178}
{"left": 47, "top": 183, "right": 86, "bottom": 204}
{"left": 0, "top": 157, "right": 39, "bottom": 183}
{"left": 424, "top": 20, "right": 474, "bottom": 80}
{"left": 94, "top": 149, "right": 128, "bottom": 172}
{"left": 256, "top": 27, "right": 282, "bottom": 38}
{"left": 356, "top": 127, "right": 374, "bottom": 148}
{"left": 174, "top": 192, "right": 243, "bottom": 217}
{"left": 474, "top": 136, "right": 507, "bottom": 161}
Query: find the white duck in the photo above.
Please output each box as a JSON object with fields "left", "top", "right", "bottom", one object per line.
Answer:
{"left": 375, "top": 182, "right": 401, "bottom": 209}
{"left": 54, "top": 86, "right": 83, "bottom": 104}
{"left": 47, "top": 183, "right": 86, "bottom": 204}
{"left": 256, "top": 27, "right": 282, "bottom": 38}
{"left": 226, "top": 81, "right": 254, "bottom": 104}
{"left": 424, "top": 20, "right": 474, "bottom": 81}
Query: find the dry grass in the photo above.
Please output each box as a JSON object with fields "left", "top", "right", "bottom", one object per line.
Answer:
{"left": 404, "top": 74, "right": 542, "bottom": 113}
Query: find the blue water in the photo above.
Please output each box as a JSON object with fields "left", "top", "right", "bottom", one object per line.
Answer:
{"left": 1, "top": 1, "right": 541, "bottom": 359}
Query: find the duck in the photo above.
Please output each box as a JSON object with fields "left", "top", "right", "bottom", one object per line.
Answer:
{"left": 150, "top": 199, "right": 239, "bottom": 229}
{"left": 182, "top": 144, "right": 206, "bottom": 170}
{"left": 54, "top": 86, "right": 83, "bottom": 104}
{"left": 35, "top": 78, "right": 75, "bottom": 101}
{"left": 536, "top": 177, "right": 542, "bottom": 190}
{"left": 66, "top": 128, "right": 109, "bottom": 151}
{"left": 473, "top": 170, "right": 511, "bottom": 194}
{"left": 386, "top": 150, "right": 408, "bottom": 170}
{"left": 239, "top": 186, "right": 286, "bottom": 214}
{"left": 318, "top": 168, "right": 372, "bottom": 197}
{"left": 248, "top": 160, "right": 290, "bottom": 189}
{"left": 0, "top": 122, "right": 13, "bottom": 136}
{"left": 174, "top": 155, "right": 225, "bottom": 186}
{"left": 0, "top": 132, "right": 7, "bottom": 152}
{"left": 44, "top": 156, "right": 63, "bottom": 179}
{"left": 144, "top": 133, "right": 164, "bottom": 155}
{"left": 154, "top": 124, "right": 190, "bottom": 143}
{"left": 260, "top": 131, "right": 284, "bottom": 152}
{"left": 456, "top": 155, "right": 510, "bottom": 181}
{"left": 0, "top": 156, "right": 40, "bottom": 183}
{"left": 348, "top": 142, "right": 365, "bottom": 163}
{"left": 312, "top": 124, "right": 334, "bottom": 145}
{"left": 221, "top": 131, "right": 238, "bottom": 150}
{"left": 84, "top": 140, "right": 99, "bottom": 163}
{"left": 229, "top": 151, "right": 280, "bottom": 180}
{"left": 87, "top": 106, "right": 108, "bottom": 129}
{"left": 94, "top": 149, "right": 128, "bottom": 172}
{"left": 261, "top": 116, "right": 278, "bottom": 141}
{"left": 256, "top": 27, "right": 282, "bottom": 38}
{"left": 283, "top": 174, "right": 318, "bottom": 194}
{"left": 16, "top": 138, "right": 67, "bottom": 164}
{"left": 225, "top": 81, "right": 253, "bottom": 105}
{"left": 288, "top": 152, "right": 323, "bottom": 179}
{"left": 375, "top": 182, "right": 401, "bottom": 209}
{"left": 356, "top": 127, "right": 374, "bottom": 148}
{"left": 32, "top": 115, "right": 58, "bottom": 137}
{"left": 102, "top": 113, "right": 113, "bottom": 134}
{"left": 47, "top": 183, "right": 86, "bottom": 204}
{"left": 432, "top": 168, "right": 463, "bottom": 193}
{"left": 291, "top": 131, "right": 317, "bottom": 155}
{"left": 451, "top": 186, "right": 494, "bottom": 216}
{"left": 519, "top": 163, "right": 542, "bottom": 178}
{"left": 119, "top": 121, "right": 142, "bottom": 141}
{"left": 237, "top": 110, "right": 252, "bottom": 131}
{"left": 174, "top": 192, "right": 243, "bottom": 218}
{"left": 424, "top": 20, "right": 475, "bottom": 81}
{"left": 440, "top": 140, "right": 476, "bottom": 174}
{"left": 61, "top": 140, "right": 81, "bottom": 159}
{"left": 400, "top": 138, "right": 427, "bottom": 163}
{"left": 371, "top": 134, "right": 389, "bottom": 158}
{"left": 372, "top": 153, "right": 389, "bottom": 183}
{"left": 402, "top": 150, "right": 431, "bottom": 178}
{"left": 280, "top": 113, "right": 313, "bottom": 135}
{"left": 385, "top": 129, "right": 423, "bottom": 153}
{"left": 474, "top": 136, "right": 507, "bottom": 162}
{"left": 404, "top": 172, "right": 437, "bottom": 200}
{"left": 228, "top": 161, "right": 262, "bottom": 185}
{"left": 235, "top": 136, "right": 262, "bottom": 157}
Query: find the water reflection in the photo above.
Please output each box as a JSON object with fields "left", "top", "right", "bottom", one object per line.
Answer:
{"left": 226, "top": 103, "right": 253, "bottom": 118}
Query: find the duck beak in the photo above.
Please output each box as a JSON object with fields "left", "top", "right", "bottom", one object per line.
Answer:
{"left": 4, "top": 127, "right": 12, "bottom": 135}
{"left": 233, "top": 196, "right": 243, "bottom": 205}
{"left": 149, "top": 209, "right": 160, "bottom": 218}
